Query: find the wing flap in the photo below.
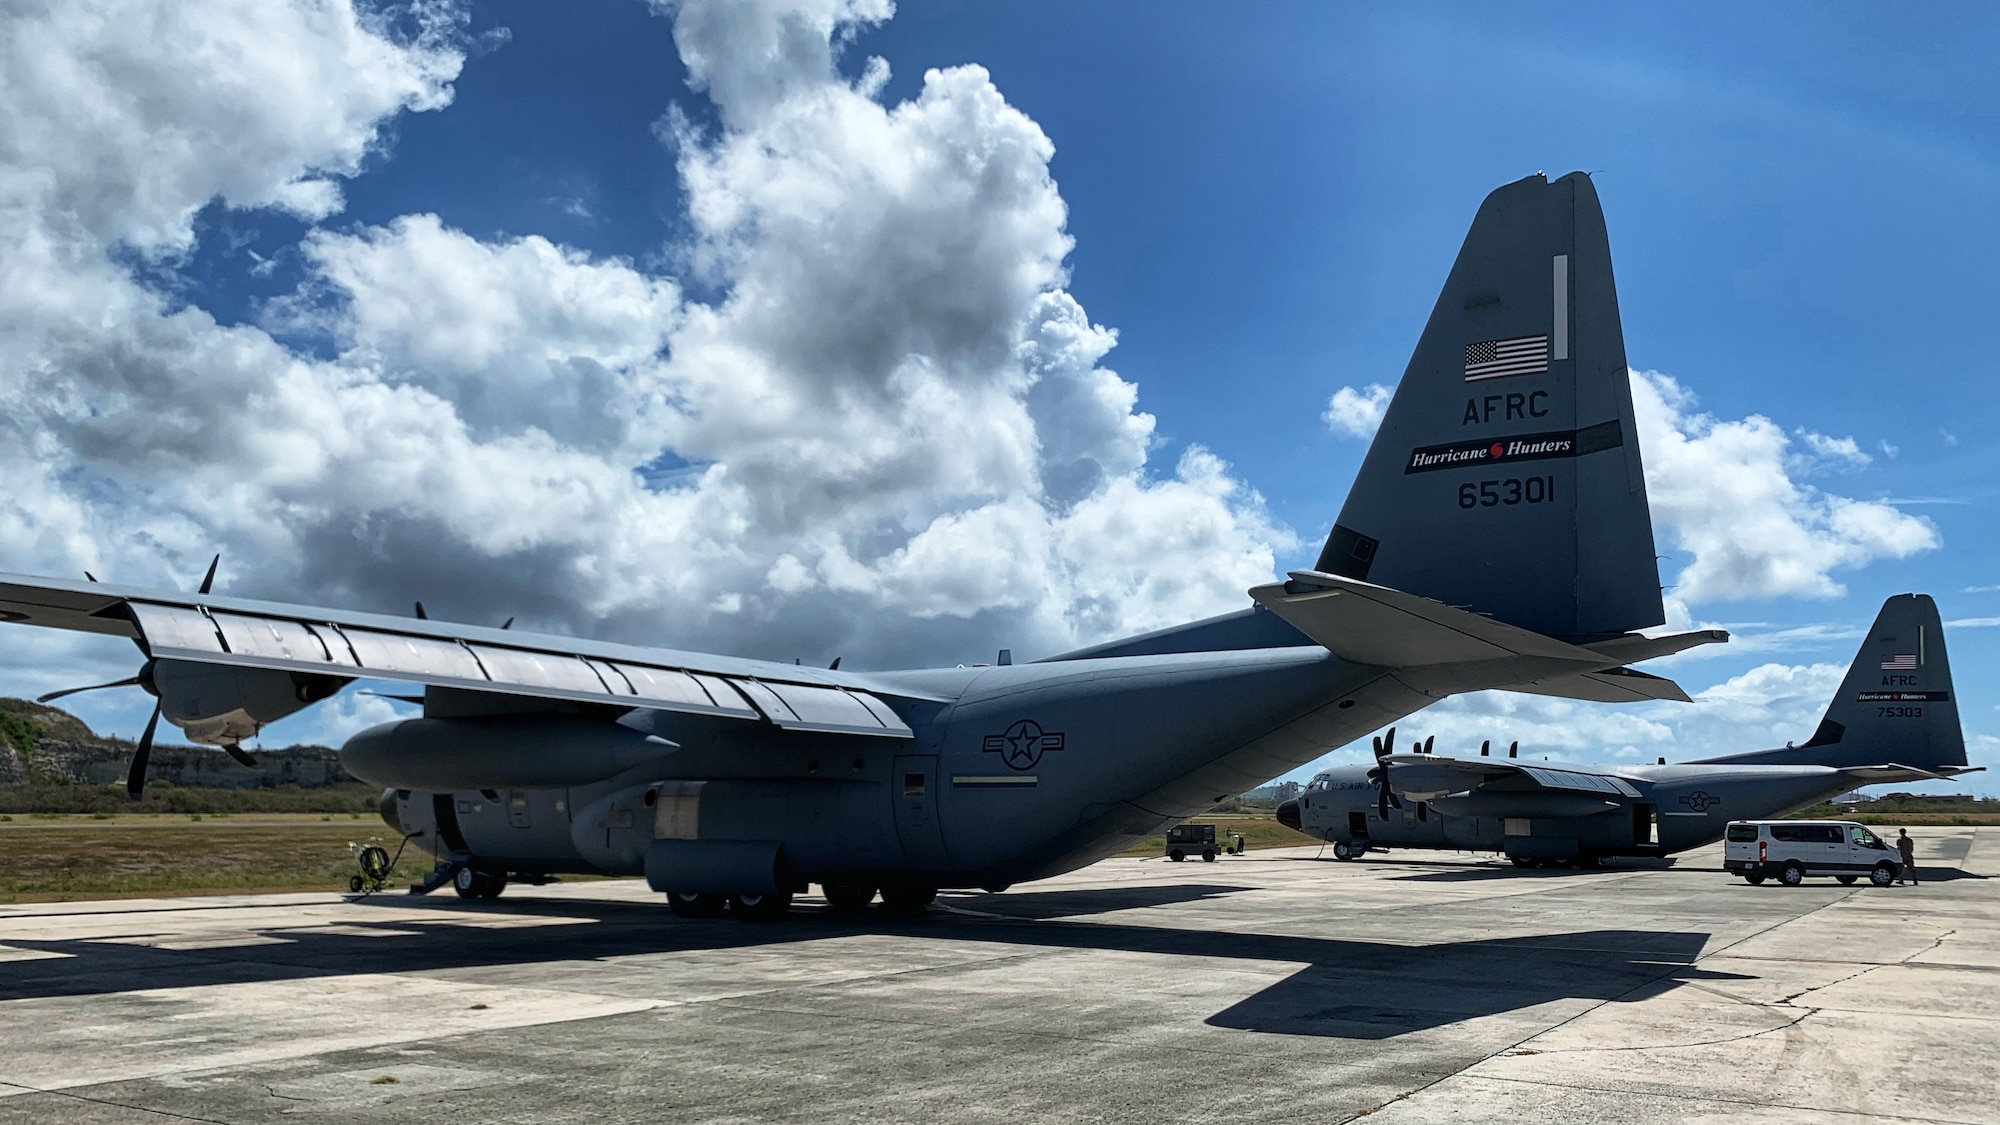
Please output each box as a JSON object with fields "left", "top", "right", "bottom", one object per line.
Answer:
{"left": 1, "top": 572, "right": 923, "bottom": 734}
{"left": 1501, "top": 666, "right": 1692, "bottom": 704}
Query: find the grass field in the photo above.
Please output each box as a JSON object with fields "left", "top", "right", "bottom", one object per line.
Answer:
{"left": 0, "top": 815, "right": 416, "bottom": 903}
{"left": 1116, "top": 812, "right": 1319, "bottom": 857}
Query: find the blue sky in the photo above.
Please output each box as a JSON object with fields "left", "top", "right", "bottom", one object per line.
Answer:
{"left": 3, "top": 0, "right": 1996, "bottom": 791}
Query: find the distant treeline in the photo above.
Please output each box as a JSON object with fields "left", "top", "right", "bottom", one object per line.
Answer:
{"left": 0, "top": 782, "right": 384, "bottom": 815}
{"left": 1795, "top": 794, "right": 2000, "bottom": 818}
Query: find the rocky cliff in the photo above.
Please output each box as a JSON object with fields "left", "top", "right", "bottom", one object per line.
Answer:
{"left": 0, "top": 698, "right": 353, "bottom": 789}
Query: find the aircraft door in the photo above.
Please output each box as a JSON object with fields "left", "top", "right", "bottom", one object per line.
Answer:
{"left": 432, "top": 793, "right": 469, "bottom": 856}
{"left": 893, "top": 755, "right": 951, "bottom": 868}
{"left": 1348, "top": 811, "right": 1368, "bottom": 839}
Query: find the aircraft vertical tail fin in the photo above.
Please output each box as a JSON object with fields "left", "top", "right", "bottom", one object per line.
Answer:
{"left": 1694, "top": 594, "right": 1967, "bottom": 771}
{"left": 1318, "top": 172, "right": 1663, "bottom": 640}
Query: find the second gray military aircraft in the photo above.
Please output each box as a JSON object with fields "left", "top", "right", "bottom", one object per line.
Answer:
{"left": 1280, "top": 592, "right": 1979, "bottom": 866}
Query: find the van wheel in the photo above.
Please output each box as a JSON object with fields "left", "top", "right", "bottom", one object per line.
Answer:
{"left": 666, "top": 891, "right": 727, "bottom": 918}
{"left": 729, "top": 891, "right": 794, "bottom": 922}
{"left": 1168, "top": 849, "right": 1185, "bottom": 863}
{"left": 1778, "top": 863, "right": 1805, "bottom": 887}
{"left": 1870, "top": 863, "right": 1897, "bottom": 887}
{"left": 1202, "top": 849, "right": 1217, "bottom": 863}
{"left": 1835, "top": 874, "right": 1857, "bottom": 885}
{"left": 1744, "top": 874, "right": 1766, "bottom": 885}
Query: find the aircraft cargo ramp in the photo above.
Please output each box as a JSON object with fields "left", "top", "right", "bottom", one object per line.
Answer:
{"left": 1, "top": 831, "right": 1996, "bottom": 1123}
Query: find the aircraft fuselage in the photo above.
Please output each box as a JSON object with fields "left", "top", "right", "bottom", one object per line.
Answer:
{"left": 359, "top": 646, "right": 1435, "bottom": 892}
{"left": 1288, "top": 760, "right": 1871, "bottom": 864}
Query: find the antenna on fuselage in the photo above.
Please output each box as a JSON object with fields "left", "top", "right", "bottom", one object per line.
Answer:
{"left": 1480, "top": 740, "right": 1490, "bottom": 757}
{"left": 1508, "top": 741, "right": 1519, "bottom": 758}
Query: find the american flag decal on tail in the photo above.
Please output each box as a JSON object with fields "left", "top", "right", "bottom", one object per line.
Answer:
{"left": 1881, "top": 653, "right": 1918, "bottom": 670}
{"left": 1464, "top": 334, "right": 1550, "bottom": 382}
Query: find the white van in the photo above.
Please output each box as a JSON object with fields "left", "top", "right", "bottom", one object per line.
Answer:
{"left": 1723, "top": 820, "right": 1902, "bottom": 887}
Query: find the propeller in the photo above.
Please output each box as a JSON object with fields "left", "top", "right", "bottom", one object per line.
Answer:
{"left": 32, "top": 555, "right": 251, "bottom": 798}
{"left": 37, "top": 674, "right": 140, "bottom": 703}
{"left": 1366, "top": 727, "right": 1403, "bottom": 818}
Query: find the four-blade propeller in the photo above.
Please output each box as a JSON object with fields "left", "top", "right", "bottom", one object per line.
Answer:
{"left": 1366, "top": 727, "right": 1403, "bottom": 819}
{"left": 30, "top": 554, "right": 254, "bottom": 799}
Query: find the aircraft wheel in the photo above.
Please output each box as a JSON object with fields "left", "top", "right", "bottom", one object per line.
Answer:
{"left": 666, "top": 891, "right": 727, "bottom": 918}
{"left": 1168, "top": 849, "right": 1186, "bottom": 863}
{"left": 1778, "top": 863, "right": 1805, "bottom": 887}
{"left": 1870, "top": 863, "right": 1897, "bottom": 887}
{"left": 879, "top": 886, "right": 936, "bottom": 914}
{"left": 1835, "top": 874, "right": 1858, "bottom": 885}
{"left": 1743, "top": 874, "right": 1766, "bottom": 885}
{"left": 822, "top": 883, "right": 877, "bottom": 911}
{"left": 1333, "top": 841, "right": 1356, "bottom": 861}
{"left": 1509, "top": 857, "right": 1536, "bottom": 869}
{"left": 729, "top": 891, "right": 794, "bottom": 922}
{"left": 454, "top": 867, "right": 505, "bottom": 900}
{"left": 1202, "top": 849, "right": 1217, "bottom": 863}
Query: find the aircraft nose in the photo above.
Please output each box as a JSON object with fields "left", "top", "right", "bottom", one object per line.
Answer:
{"left": 1276, "top": 798, "right": 1301, "bottom": 831}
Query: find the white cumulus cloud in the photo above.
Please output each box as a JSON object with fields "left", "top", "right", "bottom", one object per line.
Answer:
{"left": 0, "top": 0, "right": 1294, "bottom": 749}
{"left": 1633, "top": 370, "right": 1939, "bottom": 602}
{"left": 1322, "top": 383, "right": 1393, "bottom": 439}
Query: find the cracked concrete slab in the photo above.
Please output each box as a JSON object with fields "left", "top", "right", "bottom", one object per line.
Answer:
{"left": 0, "top": 829, "right": 1993, "bottom": 1123}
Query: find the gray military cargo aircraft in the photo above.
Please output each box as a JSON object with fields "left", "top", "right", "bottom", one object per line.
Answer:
{"left": 1278, "top": 593, "right": 1980, "bottom": 867}
{"left": 1, "top": 172, "right": 1728, "bottom": 918}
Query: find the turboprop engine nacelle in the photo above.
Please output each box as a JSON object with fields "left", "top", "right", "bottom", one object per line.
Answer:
{"left": 340, "top": 715, "right": 680, "bottom": 790}
{"left": 150, "top": 658, "right": 348, "bottom": 746}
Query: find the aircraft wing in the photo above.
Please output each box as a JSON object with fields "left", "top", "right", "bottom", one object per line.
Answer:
{"left": 0, "top": 573, "right": 937, "bottom": 738}
{"left": 1383, "top": 754, "right": 1642, "bottom": 799}
{"left": 1498, "top": 667, "right": 1692, "bottom": 704}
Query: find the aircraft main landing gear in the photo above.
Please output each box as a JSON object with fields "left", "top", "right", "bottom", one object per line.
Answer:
{"left": 666, "top": 891, "right": 728, "bottom": 918}
{"left": 729, "top": 891, "right": 795, "bottom": 922}
{"left": 822, "top": 884, "right": 877, "bottom": 912}
{"left": 453, "top": 867, "right": 507, "bottom": 900}
{"left": 879, "top": 886, "right": 937, "bottom": 914}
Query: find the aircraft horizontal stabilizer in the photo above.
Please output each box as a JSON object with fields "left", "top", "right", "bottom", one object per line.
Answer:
{"left": 1247, "top": 570, "right": 1723, "bottom": 694}
{"left": 1835, "top": 763, "right": 1987, "bottom": 784}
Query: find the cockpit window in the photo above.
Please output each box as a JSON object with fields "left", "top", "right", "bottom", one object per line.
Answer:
{"left": 1306, "top": 774, "right": 1332, "bottom": 791}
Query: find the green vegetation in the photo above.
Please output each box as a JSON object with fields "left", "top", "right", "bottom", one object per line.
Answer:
{"left": 1795, "top": 794, "right": 2000, "bottom": 826}
{"left": 0, "top": 819, "right": 414, "bottom": 902}
{"left": 1118, "top": 812, "right": 1317, "bottom": 857}
{"left": 0, "top": 782, "right": 383, "bottom": 815}
{"left": 0, "top": 708, "right": 38, "bottom": 755}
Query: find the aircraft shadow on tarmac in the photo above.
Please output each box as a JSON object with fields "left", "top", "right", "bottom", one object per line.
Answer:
{"left": 0, "top": 889, "right": 1743, "bottom": 1040}
{"left": 941, "top": 882, "right": 1249, "bottom": 918}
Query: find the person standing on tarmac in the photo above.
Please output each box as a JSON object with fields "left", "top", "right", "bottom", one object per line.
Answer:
{"left": 1896, "top": 829, "right": 1918, "bottom": 885}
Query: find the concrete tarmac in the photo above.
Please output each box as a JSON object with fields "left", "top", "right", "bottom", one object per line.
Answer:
{"left": 1, "top": 828, "right": 1995, "bottom": 1124}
